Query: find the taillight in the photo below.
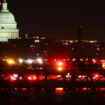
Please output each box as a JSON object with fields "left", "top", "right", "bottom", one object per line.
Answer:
{"left": 27, "top": 75, "right": 37, "bottom": 80}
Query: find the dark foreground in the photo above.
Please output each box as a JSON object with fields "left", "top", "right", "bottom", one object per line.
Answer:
{"left": 0, "top": 88, "right": 105, "bottom": 105}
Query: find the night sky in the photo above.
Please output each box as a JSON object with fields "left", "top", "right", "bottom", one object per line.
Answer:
{"left": 1, "top": 0, "right": 105, "bottom": 41}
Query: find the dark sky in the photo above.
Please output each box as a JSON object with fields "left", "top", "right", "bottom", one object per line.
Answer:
{"left": 1, "top": 0, "right": 105, "bottom": 41}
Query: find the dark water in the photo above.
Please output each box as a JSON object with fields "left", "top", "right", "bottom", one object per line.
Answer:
{"left": 0, "top": 88, "right": 105, "bottom": 105}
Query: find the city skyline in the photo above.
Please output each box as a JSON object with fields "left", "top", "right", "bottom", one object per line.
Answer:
{"left": 1, "top": 0, "right": 105, "bottom": 41}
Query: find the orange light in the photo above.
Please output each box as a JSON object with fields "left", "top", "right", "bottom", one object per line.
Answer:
{"left": 102, "top": 63, "right": 105, "bottom": 69}
{"left": 56, "top": 88, "right": 63, "bottom": 91}
{"left": 57, "top": 67, "right": 63, "bottom": 71}
{"left": 7, "top": 59, "right": 15, "bottom": 65}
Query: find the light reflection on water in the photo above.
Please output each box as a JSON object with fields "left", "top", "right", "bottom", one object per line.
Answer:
{"left": 1, "top": 87, "right": 105, "bottom": 93}
{"left": 55, "top": 88, "right": 65, "bottom": 95}
{"left": 0, "top": 87, "right": 105, "bottom": 105}
{"left": 1, "top": 87, "right": 105, "bottom": 92}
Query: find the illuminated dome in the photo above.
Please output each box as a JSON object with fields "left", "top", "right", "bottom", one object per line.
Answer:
{"left": 0, "top": 12, "right": 15, "bottom": 20}
{"left": 0, "top": 0, "right": 19, "bottom": 42}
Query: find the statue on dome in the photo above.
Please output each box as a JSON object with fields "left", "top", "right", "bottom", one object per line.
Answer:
{"left": 4, "top": 0, "right": 6, "bottom": 2}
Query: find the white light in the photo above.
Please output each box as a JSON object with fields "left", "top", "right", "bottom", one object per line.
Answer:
{"left": 28, "top": 77, "right": 32, "bottom": 80}
{"left": 19, "top": 77, "right": 23, "bottom": 80}
{"left": 57, "top": 75, "right": 62, "bottom": 77}
{"left": 72, "top": 58, "right": 76, "bottom": 62}
{"left": 18, "top": 58, "right": 23, "bottom": 63}
{"left": 80, "top": 58, "right": 83, "bottom": 62}
{"left": 93, "top": 77, "right": 95, "bottom": 79}
{"left": 13, "top": 74, "right": 18, "bottom": 78}
{"left": 83, "top": 75, "right": 85, "bottom": 78}
{"left": 86, "top": 58, "right": 88, "bottom": 61}
{"left": 26, "top": 59, "right": 33, "bottom": 64}
{"left": 66, "top": 73, "right": 71, "bottom": 78}
{"left": 37, "top": 58, "right": 43, "bottom": 64}
{"left": 78, "top": 75, "right": 82, "bottom": 78}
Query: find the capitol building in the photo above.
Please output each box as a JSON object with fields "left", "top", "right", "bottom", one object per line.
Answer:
{"left": 0, "top": 0, "right": 19, "bottom": 42}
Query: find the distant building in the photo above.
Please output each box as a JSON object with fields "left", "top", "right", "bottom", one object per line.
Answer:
{"left": 59, "top": 39, "right": 103, "bottom": 59}
{"left": 60, "top": 40, "right": 98, "bottom": 45}
{"left": 0, "top": 0, "right": 19, "bottom": 42}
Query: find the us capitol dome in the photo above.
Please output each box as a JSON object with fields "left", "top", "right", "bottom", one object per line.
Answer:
{"left": 0, "top": 0, "right": 19, "bottom": 42}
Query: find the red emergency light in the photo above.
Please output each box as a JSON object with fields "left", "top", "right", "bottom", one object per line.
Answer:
{"left": 27, "top": 75, "right": 37, "bottom": 80}
{"left": 0, "top": 2, "right": 2, "bottom": 6}
{"left": 9, "top": 75, "right": 16, "bottom": 81}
